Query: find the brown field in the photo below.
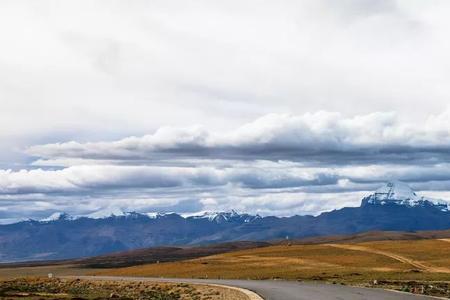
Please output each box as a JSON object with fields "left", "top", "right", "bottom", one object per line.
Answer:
{"left": 0, "top": 241, "right": 269, "bottom": 270}
{"left": 98, "top": 239, "right": 450, "bottom": 284}
{"left": 290, "top": 229, "right": 450, "bottom": 245}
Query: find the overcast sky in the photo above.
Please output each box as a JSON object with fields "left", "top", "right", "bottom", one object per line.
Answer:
{"left": 1, "top": 0, "right": 450, "bottom": 223}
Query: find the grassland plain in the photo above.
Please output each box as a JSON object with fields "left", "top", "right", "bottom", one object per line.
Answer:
{"left": 98, "top": 239, "right": 450, "bottom": 284}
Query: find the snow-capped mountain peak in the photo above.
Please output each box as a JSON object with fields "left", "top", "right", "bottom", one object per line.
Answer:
{"left": 374, "top": 180, "right": 419, "bottom": 202}
{"left": 363, "top": 181, "right": 449, "bottom": 211}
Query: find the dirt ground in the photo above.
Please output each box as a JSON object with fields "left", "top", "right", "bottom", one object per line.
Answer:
{"left": 0, "top": 277, "right": 250, "bottom": 300}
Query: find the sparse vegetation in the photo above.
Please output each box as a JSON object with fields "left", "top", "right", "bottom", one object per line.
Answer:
{"left": 0, "top": 277, "right": 243, "bottom": 300}
{"left": 368, "top": 280, "right": 450, "bottom": 298}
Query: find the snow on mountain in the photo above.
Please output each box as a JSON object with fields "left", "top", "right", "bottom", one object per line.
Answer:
{"left": 188, "top": 210, "right": 261, "bottom": 223}
{"left": 190, "top": 210, "right": 238, "bottom": 222}
{"left": 374, "top": 180, "right": 418, "bottom": 201}
{"left": 363, "top": 181, "right": 449, "bottom": 211}
{"left": 145, "top": 212, "right": 181, "bottom": 219}
{"left": 86, "top": 207, "right": 126, "bottom": 219}
{"left": 145, "top": 212, "right": 163, "bottom": 219}
{"left": 40, "top": 212, "right": 73, "bottom": 222}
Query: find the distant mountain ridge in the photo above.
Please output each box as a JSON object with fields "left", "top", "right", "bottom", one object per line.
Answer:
{"left": 1, "top": 181, "right": 449, "bottom": 262}
{"left": 35, "top": 210, "right": 261, "bottom": 225}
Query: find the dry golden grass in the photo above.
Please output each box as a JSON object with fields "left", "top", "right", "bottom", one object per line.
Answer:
{"left": 361, "top": 239, "right": 450, "bottom": 270}
{"left": 98, "top": 239, "right": 450, "bottom": 284}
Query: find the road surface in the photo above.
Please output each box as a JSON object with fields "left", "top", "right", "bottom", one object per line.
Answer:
{"left": 71, "top": 276, "right": 437, "bottom": 300}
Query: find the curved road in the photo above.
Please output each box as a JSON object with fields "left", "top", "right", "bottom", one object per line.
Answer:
{"left": 72, "top": 276, "right": 436, "bottom": 300}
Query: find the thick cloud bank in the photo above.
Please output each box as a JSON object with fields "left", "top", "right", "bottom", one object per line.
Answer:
{"left": 0, "top": 112, "right": 450, "bottom": 223}
{"left": 28, "top": 111, "right": 450, "bottom": 164}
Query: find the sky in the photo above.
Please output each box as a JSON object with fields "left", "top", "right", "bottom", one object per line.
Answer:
{"left": 1, "top": 0, "right": 450, "bottom": 223}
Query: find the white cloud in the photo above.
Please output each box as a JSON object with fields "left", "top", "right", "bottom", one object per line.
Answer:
{"left": 2, "top": 1, "right": 450, "bottom": 222}
{"left": 0, "top": 163, "right": 338, "bottom": 195}
{"left": 1, "top": 0, "right": 450, "bottom": 142}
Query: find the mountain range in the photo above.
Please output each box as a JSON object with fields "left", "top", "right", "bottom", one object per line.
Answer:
{"left": 1, "top": 181, "right": 450, "bottom": 262}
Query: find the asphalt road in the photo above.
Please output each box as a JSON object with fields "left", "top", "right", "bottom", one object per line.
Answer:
{"left": 73, "top": 276, "right": 436, "bottom": 300}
